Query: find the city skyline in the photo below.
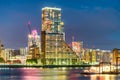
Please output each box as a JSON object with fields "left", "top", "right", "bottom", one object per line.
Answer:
{"left": 0, "top": 0, "right": 120, "bottom": 50}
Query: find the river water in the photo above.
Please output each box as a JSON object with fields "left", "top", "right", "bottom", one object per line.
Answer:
{"left": 0, "top": 68, "right": 120, "bottom": 80}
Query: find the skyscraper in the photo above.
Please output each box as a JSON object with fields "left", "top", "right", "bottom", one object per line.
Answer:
{"left": 42, "top": 7, "right": 64, "bottom": 33}
{"left": 28, "top": 29, "right": 40, "bottom": 59}
{"left": 41, "top": 7, "right": 79, "bottom": 65}
{"left": 28, "top": 29, "right": 40, "bottom": 48}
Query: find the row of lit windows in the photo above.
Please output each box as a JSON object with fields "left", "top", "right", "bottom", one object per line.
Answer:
{"left": 46, "top": 35, "right": 63, "bottom": 40}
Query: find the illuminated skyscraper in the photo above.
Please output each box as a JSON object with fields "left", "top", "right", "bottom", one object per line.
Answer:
{"left": 41, "top": 7, "right": 79, "bottom": 65}
{"left": 28, "top": 29, "right": 40, "bottom": 47}
{"left": 28, "top": 29, "right": 40, "bottom": 59}
{"left": 42, "top": 7, "right": 64, "bottom": 33}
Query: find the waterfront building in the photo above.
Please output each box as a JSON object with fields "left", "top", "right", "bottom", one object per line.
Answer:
{"left": 89, "top": 49, "right": 97, "bottom": 64}
{"left": 101, "top": 50, "right": 111, "bottom": 62}
{"left": 113, "top": 48, "right": 120, "bottom": 65}
{"left": 0, "top": 41, "right": 6, "bottom": 62}
{"left": 28, "top": 29, "right": 40, "bottom": 59}
{"left": 13, "top": 50, "right": 20, "bottom": 56}
{"left": 28, "top": 45, "right": 40, "bottom": 59}
{"left": 5, "top": 48, "right": 14, "bottom": 62}
{"left": 84, "top": 49, "right": 90, "bottom": 64}
{"left": 0, "top": 50, "right": 6, "bottom": 62}
{"left": 84, "top": 49, "right": 111, "bottom": 64}
{"left": 41, "top": 7, "right": 79, "bottom": 65}
{"left": 96, "top": 49, "right": 101, "bottom": 63}
{"left": 0, "top": 40, "right": 2, "bottom": 53}
{"left": 0, "top": 40, "right": 4, "bottom": 55}
{"left": 20, "top": 47, "right": 28, "bottom": 56}
{"left": 72, "top": 41, "right": 83, "bottom": 56}
{"left": 28, "top": 29, "right": 40, "bottom": 48}
{"left": 12, "top": 55, "right": 26, "bottom": 64}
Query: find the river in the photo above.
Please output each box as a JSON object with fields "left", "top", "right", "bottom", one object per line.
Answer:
{"left": 0, "top": 68, "right": 119, "bottom": 80}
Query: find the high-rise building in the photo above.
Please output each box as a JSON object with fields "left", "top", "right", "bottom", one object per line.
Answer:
{"left": 28, "top": 29, "right": 40, "bottom": 48}
{"left": 113, "top": 48, "right": 120, "bottom": 65}
{"left": 42, "top": 7, "right": 64, "bottom": 33}
{"left": 28, "top": 29, "right": 40, "bottom": 59}
{"left": 41, "top": 7, "right": 79, "bottom": 65}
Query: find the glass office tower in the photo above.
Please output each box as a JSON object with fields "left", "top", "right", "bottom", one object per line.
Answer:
{"left": 41, "top": 7, "right": 79, "bottom": 65}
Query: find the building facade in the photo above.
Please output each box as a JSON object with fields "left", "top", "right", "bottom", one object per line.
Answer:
{"left": 41, "top": 7, "right": 79, "bottom": 65}
{"left": 28, "top": 29, "right": 40, "bottom": 59}
{"left": 72, "top": 41, "right": 83, "bottom": 56}
{"left": 113, "top": 48, "right": 120, "bottom": 65}
{"left": 20, "top": 47, "right": 28, "bottom": 56}
{"left": 28, "top": 29, "right": 40, "bottom": 48}
{"left": 5, "top": 48, "right": 14, "bottom": 62}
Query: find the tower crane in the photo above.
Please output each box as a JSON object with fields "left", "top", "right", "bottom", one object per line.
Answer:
{"left": 28, "top": 21, "right": 31, "bottom": 34}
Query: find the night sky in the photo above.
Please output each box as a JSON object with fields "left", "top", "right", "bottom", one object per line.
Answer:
{"left": 0, "top": 0, "right": 120, "bottom": 50}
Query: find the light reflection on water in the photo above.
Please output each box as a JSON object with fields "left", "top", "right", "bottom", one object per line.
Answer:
{"left": 0, "top": 68, "right": 119, "bottom": 80}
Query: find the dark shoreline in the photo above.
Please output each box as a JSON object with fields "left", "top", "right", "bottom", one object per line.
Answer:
{"left": 0, "top": 64, "right": 99, "bottom": 68}
{"left": 0, "top": 64, "right": 119, "bottom": 74}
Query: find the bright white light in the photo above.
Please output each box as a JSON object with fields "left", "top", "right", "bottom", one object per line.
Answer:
{"left": 42, "top": 7, "right": 61, "bottom": 10}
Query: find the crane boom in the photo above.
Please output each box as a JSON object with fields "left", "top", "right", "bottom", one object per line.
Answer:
{"left": 28, "top": 21, "right": 31, "bottom": 34}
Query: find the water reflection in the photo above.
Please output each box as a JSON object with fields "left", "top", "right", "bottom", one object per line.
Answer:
{"left": 0, "top": 68, "right": 120, "bottom": 80}
{"left": 90, "top": 74, "right": 120, "bottom": 80}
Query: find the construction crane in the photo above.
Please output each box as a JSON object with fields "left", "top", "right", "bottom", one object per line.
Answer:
{"left": 27, "top": 21, "right": 31, "bottom": 34}
{"left": 27, "top": 21, "right": 37, "bottom": 46}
